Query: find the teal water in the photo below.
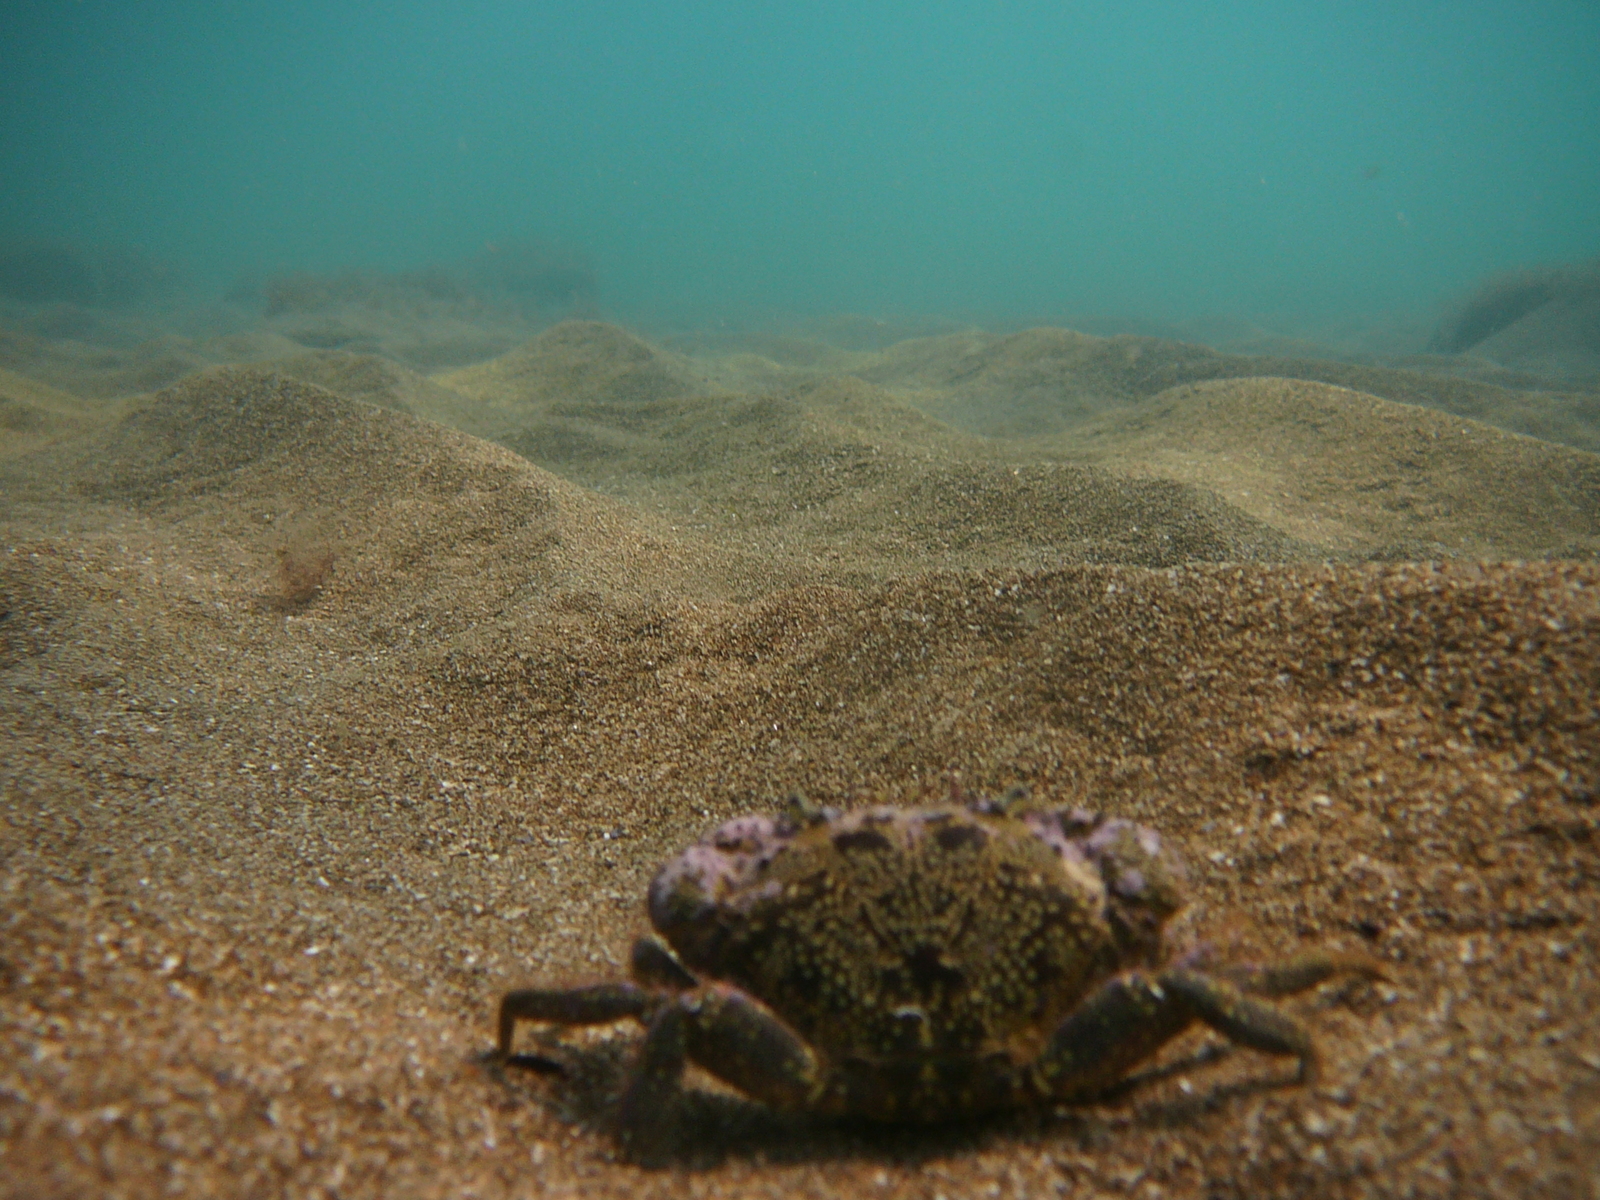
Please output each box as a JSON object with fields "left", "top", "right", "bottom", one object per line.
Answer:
{"left": 2, "top": 1, "right": 1597, "bottom": 329}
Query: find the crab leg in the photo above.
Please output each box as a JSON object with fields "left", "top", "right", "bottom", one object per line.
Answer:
{"left": 498, "top": 982, "right": 652, "bottom": 1056}
{"left": 1031, "top": 955, "right": 1382, "bottom": 1101}
{"left": 1159, "top": 969, "right": 1316, "bottom": 1067}
{"left": 1222, "top": 949, "right": 1388, "bottom": 997}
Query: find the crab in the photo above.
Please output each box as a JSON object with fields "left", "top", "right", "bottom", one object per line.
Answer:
{"left": 499, "top": 789, "right": 1384, "bottom": 1156}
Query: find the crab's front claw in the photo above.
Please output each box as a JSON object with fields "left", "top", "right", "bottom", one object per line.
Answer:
{"left": 1029, "top": 973, "right": 1200, "bottom": 1101}
{"left": 616, "top": 1002, "right": 691, "bottom": 1164}
{"left": 681, "top": 986, "right": 821, "bottom": 1110}
{"left": 616, "top": 985, "right": 821, "bottom": 1164}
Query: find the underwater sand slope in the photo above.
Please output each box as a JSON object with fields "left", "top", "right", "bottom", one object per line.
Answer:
{"left": 0, "top": 366, "right": 118, "bottom": 459}
{"left": 250, "top": 349, "right": 471, "bottom": 419}
{"left": 415, "top": 322, "right": 1600, "bottom": 567}
{"left": 724, "top": 322, "right": 1600, "bottom": 456}
{"left": 435, "top": 366, "right": 1309, "bottom": 576}
{"left": 2, "top": 361, "right": 1597, "bottom": 1198}
{"left": 0, "top": 325, "right": 219, "bottom": 403}
{"left": 1069, "top": 376, "right": 1600, "bottom": 560}
{"left": 438, "top": 320, "right": 716, "bottom": 413}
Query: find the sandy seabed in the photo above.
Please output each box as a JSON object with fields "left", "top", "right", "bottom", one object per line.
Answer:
{"left": 2, "top": 318, "right": 1598, "bottom": 1198}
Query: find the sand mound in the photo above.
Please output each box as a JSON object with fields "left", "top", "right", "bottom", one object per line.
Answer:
{"left": 1071, "top": 377, "right": 1600, "bottom": 560}
{"left": 245, "top": 259, "right": 588, "bottom": 372}
{"left": 437, "top": 321, "right": 714, "bottom": 416}
{"left": 440, "top": 365, "right": 1308, "bottom": 576}
{"left": 1472, "top": 286, "right": 1600, "bottom": 382}
{"left": 1223, "top": 358, "right": 1600, "bottom": 458}
{"left": 266, "top": 349, "right": 482, "bottom": 419}
{"left": 713, "top": 323, "right": 1600, "bottom": 456}
{"left": 0, "top": 326, "right": 213, "bottom": 401}
{"left": 860, "top": 327, "right": 1219, "bottom": 437}
{"left": 423, "top": 326, "right": 1599, "bottom": 567}
{"left": 25, "top": 366, "right": 777, "bottom": 620}
{"left": 1430, "top": 262, "right": 1600, "bottom": 383}
{"left": 0, "top": 367, "right": 114, "bottom": 458}
{"left": 3, "top": 321, "right": 1598, "bottom": 1199}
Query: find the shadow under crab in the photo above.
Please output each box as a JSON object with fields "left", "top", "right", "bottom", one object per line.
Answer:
{"left": 499, "top": 789, "right": 1386, "bottom": 1163}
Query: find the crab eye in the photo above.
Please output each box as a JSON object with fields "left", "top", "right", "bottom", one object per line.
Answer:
{"left": 1114, "top": 867, "right": 1147, "bottom": 898}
